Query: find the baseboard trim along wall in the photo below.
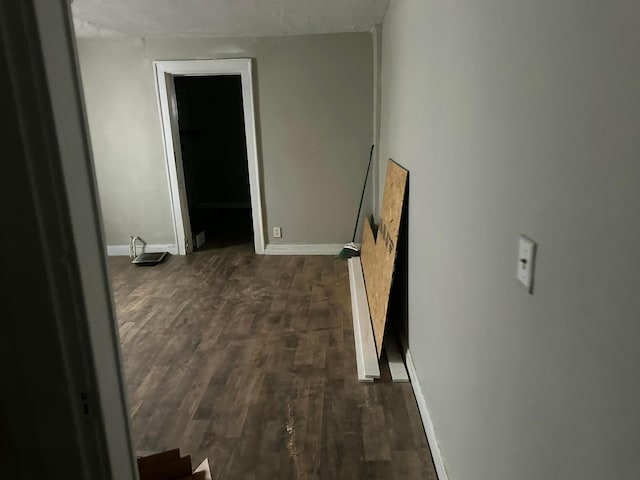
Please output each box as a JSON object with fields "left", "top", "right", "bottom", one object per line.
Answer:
{"left": 264, "top": 244, "right": 343, "bottom": 255}
{"left": 106, "top": 244, "right": 179, "bottom": 256}
{"left": 108, "top": 244, "right": 341, "bottom": 256}
{"left": 405, "top": 349, "right": 450, "bottom": 480}
{"left": 347, "top": 257, "right": 380, "bottom": 382}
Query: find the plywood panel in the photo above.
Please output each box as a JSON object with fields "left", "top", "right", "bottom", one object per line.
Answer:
{"left": 360, "top": 160, "right": 408, "bottom": 357}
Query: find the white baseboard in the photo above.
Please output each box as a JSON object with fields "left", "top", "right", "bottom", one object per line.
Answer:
{"left": 264, "top": 244, "right": 343, "bottom": 255}
{"left": 106, "top": 244, "right": 178, "bottom": 256}
{"left": 405, "top": 349, "right": 449, "bottom": 480}
{"left": 385, "top": 336, "right": 409, "bottom": 383}
{"left": 108, "top": 243, "right": 339, "bottom": 256}
{"left": 347, "top": 257, "right": 380, "bottom": 382}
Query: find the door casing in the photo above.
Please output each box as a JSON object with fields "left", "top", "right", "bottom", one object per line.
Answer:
{"left": 154, "top": 59, "right": 265, "bottom": 255}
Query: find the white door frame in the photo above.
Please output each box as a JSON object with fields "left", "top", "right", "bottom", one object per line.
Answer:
{"left": 154, "top": 59, "right": 265, "bottom": 255}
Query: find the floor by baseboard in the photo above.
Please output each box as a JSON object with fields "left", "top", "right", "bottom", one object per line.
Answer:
{"left": 405, "top": 349, "right": 449, "bottom": 480}
{"left": 264, "top": 244, "right": 343, "bottom": 255}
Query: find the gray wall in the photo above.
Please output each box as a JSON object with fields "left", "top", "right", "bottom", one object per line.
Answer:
{"left": 379, "top": 1, "right": 640, "bottom": 479}
{"left": 77, "top": 33, "right": 373, "bottom": 246}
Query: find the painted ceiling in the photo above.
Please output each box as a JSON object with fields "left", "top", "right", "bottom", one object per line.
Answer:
{"left": 72, "top": 0, "right": 390, "bottom": 37}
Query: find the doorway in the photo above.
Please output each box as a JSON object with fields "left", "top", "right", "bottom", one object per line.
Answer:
{"left": 155, "top": 59, "right": 265, "bottom": 255}
{"left": 174, "top": 75, "right": 252, "bottom": 250}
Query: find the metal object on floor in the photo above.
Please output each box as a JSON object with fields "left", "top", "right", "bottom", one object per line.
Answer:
{"left": 131, "top": 252, "right": 168, "bottom": 266}
{"left": 129, "top": 235, "right": 167, "bottom": 266}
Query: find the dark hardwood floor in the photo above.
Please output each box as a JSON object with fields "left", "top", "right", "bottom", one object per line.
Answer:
{"left": 108, "top": 244, "right": 437, "bottom": 479}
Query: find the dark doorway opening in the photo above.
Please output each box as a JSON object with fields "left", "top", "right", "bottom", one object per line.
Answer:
{"left": 174, "top": 75, "right": 253, "bottom": 250}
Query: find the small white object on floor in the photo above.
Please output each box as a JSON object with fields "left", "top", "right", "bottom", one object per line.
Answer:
{"left": 194, "top": 458, "right": 212, "bottom": 480}
{"left": 385, "top": 336, "right": 409, "bottom": 382}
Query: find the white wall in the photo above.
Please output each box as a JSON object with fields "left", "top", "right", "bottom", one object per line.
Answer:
{"left": 379, "top": 1, "right": 640, "bottom": 479}
{"left": 77, "top": 33, "right": 373, "bottom": 248}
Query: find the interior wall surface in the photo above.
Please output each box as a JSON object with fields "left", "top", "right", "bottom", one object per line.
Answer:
{"left": 77, "top": 33, "right": 373, "bottom": 246}
{"left": 379, "top": 1, "right": 640, "bottom": 479}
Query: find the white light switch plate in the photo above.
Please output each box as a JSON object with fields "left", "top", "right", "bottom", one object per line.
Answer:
{"left": 517, "top": 235, "right": 537, "bottom": 293}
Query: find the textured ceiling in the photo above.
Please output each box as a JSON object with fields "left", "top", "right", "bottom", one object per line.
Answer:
{"left": 71, "top": 0, "right": 390, "bottom": 38}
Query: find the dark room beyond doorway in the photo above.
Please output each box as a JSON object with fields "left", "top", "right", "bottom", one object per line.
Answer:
{"left": 174, "top": 75, "right": 253, "bottom": 250}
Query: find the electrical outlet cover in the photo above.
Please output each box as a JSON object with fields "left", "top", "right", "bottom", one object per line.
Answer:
{"left": 517, "top": 235, "right": 537, "bottom": 293}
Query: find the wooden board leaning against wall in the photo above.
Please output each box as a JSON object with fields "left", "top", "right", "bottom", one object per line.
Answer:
{"left": 360, "top": 160, "right": 409, "bottom": 357}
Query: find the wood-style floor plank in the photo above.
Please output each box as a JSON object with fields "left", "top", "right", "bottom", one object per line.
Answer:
{"left": 108, "top": 244, "right": 437, "bottom": 479}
